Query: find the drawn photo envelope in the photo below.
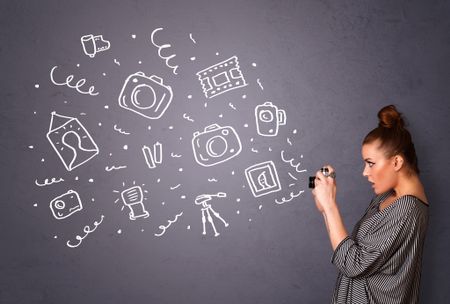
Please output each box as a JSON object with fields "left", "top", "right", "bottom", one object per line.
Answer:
{"left": 46, "top": 112, "right": 99, "bottom": 171}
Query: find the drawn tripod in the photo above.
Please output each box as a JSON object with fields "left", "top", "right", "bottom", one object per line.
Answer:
{"left": 195, "top": 192, "right": 229, "bottom": 237}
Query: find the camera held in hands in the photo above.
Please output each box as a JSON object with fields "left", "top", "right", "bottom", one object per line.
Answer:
{"left": 309, "top": 167, "right": 330, "bottom": 189}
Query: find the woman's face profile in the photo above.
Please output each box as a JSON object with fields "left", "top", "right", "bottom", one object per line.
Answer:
{"left": 361, "top": 140, "right": 397, "bottom": 195}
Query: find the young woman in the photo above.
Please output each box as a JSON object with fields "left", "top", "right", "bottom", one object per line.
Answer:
{"left": 312, "top": 105, "right": 429, "bottom": 304}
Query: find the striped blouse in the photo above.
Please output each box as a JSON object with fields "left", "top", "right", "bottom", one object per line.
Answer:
{"left": 331, "top": 191, "right": 428, "bottom": 304}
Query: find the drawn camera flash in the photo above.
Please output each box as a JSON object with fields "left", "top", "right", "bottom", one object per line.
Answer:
{"left": 142, "top": 142, "right": 162, "bottom": 169}
{"left": 120, "top": 186, "right": 149, "bottom": 220}
{"left": 81, "top": 34, "right": 110, "bottom": 58}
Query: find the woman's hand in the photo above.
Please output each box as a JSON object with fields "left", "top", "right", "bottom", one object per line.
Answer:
{"left": 312, "top": 165, "right": 337, "bottom": 213}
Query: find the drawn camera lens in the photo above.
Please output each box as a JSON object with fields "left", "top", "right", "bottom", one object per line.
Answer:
{"left": 259, "top": 109, "right": 274, "bottom": 123}
{"left": 131, "top": 84, "right": 156, "bottom": 110}
{"left": 206, "top": 135, "right": 228, "bottom": 158}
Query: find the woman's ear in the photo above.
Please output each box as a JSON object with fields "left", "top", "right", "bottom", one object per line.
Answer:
{"left": 393, "top": 155, "right": 405, "bottom": 171}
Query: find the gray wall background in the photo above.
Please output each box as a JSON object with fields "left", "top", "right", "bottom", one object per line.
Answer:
{"left": 1, "top": 0, "right": 449, "bottom": 303}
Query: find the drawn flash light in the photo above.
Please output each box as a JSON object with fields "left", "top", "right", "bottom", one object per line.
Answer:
{"left": 121, "top": 186, "right": 149, "bottom": 220}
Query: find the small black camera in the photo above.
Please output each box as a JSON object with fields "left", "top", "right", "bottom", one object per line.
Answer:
{"left": 308, "top": 167, "right": 329, "bottom": 189}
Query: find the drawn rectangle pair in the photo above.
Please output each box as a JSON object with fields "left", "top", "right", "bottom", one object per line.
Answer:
{"left": 142, "top": 142, "right": 162, "bottom": 169}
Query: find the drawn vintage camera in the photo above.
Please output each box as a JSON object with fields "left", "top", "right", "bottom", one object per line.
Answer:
{"left": 192, "top": 124, "right": 242, "bottom": 167}
{"left": 118, "top": 72, "right": 173, "bottom": 120}
{"left": 49, "top": 189, "right": 83, "bottom": 220}
{"left": 255, "top": 101, "right": 286, "bottom": 136}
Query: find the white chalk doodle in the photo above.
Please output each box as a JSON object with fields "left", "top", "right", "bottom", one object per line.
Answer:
{"left": 189, "top": 33, "right": 197, "bottom": 44}
{"left": 257, "top": 78, "right": 264, "bottom": 90}
{"left": 255, "top": 102, "right": 286, "bottom": 137}
{"left": 287, "top": 138, "right": 293, "bottom": 146}
{"left": 195, "top": 192, "right": 229, "bottom": 237}
{"left": 105, "top": 165, "right": 127, "bottom": 171}
{"left": 47, "top": 112, "right": 99, "bottom": 171}
{"left": 170, "top": 184, "right": 181, "bottom": 190}
{"left": 228, "top": 102, "right": 236, "bottom": 110}
{"left": 49, "top": 189, "right": 83, "bottom": 220}
{"left": 251, "top": 148, "right": 259, "bottom": 153}
{"left": 288, "top": 172, "right": 298, "bottom": 180}
{"left": 118, "top": 72, "right": 173, "bottom": 120}
{"left": 66, "top": 215, "right": 104, "bottom": 248}
{"left": 151, "top": 27, "right": 179, "bottom": 75}
{"left": 245, "top": 161, "right": 282, "bottom": 197}
{"left": 80, "top": 34, "right": 110, "bottom": 58}
{"left": 119, "top": 185, "right": 150, "bottom": 220}
{"left": 192, "top": 124, "right": 242, "bottom": 167}
{"left": 154, "top": 212, "right": 183, "bottom": 237}
{"left": 113, "top": 124, "right": 131, "bottom": 135}
{"left": 196, "top": 56, "right": 247, "bottom": 98}
{"left": 183, "top": 113, "right": 194, "bottom": 122}
{"left": 275, "top": 190, "right": 304, "bottom": 205}
{"left": 170, "top": 152, "right": 182, "bottom": 158}
{"left": 281, "top": 150, "right": 307, "bottom": 173}
{"left": 142, "top": 142, "right": 162, "bottom": 169}
{"left": 208, "top": 178, "right": 218, "bottom": 182}
{"left": 114, "top": 59, "right": 120, "bottom": 66}
{"left": 35, "top": 177, "right": 64, "bottom": 187}
{"left": 289, "top": 183, "right": 296, "bottom": 187}
{"left": 50, "top": 66, "right": 99, "bottom": 96}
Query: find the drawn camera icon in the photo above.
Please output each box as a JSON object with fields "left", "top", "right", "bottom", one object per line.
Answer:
{"left": 118, "top": 72, "right": 173, "bottom": 120}
{"left": 255, "top": 102, "right": 286, "bottom": 136}
{"left": 192, "top": 124, "right": 242, "bottom": 167}
{"left": 49, "top": 189, "right": 83, "bottom": 220}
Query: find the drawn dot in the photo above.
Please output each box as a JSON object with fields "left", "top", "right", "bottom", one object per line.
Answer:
{"left": 259, "top": 205, "right": 263, "bottom": 210}
{"left": 41, "top": 158, "right": 45, "bottom": 162}
{"left": 179, "top": 137, "right": 183, "bottom": 140}
{"left": 293, "top": 129, "right": 298, "bottom": 134}
{"left": 204, "top": 103, "right": 208, "bottom": 108}
{"left": 88, "top": 178, "right": 94, "bottom": 183}
{"left": 64, "top": 100, "right": 68, "bottom": 104}
{"left": 131, "top": 34, "right": 136, "bottom": 39}
{"left": 76, "top": 64, "right": 80, "bottom": 67}
{"left": 148, "top": 126, "right": 151, "bottom": 130}
{"left": 117, "top": 229, "right": 122, "bottom": 234}
{"left": 236, "top": 198, "right": 241, "bottom": 202}
{"left": 109, "top": 153, "right": 113, "bottom": 156}
{"left": 242, "top": 185, "right": 246, "bottom": 188}
{"left": 231, "top": 171, "right": 235, "bottom": 175}
{"left": 249, "top": 219, "right": 252, "bottom": 222}
{"left": 34, "top": 84, "right": 39, "bottom": 88}
{"left": 91, "top": 198, "right": 95, "bottom": 202}
{"left": 138, "top": 61, "right": 142, "bottom": 64}
{"left": 169, "top": 126, "right": 174, "bottom": 130}
{"left": 54, "top": 235, "right": 58, "bottom": 239}
{"left": 219, "top": 114, "right": 223, "bottom": 118}
{"left": 98, "top": 122, "right": 102, "bottom": 126}
{"left": 181, "top": 195, "right": 186, "bottom": 199}
{"left": 33, "top": 111, "right": 37, "bottom": 114}
{"left": 102, "top": 73, "right": 106, "bottom": 76}
{"left": 250, "top": 138, "right": 254, "bottom": 142}
{"left": 123, "top": 145, "right": 128, "bottom": 150}
{"left": 104, "top": 105, "right": 109, "bottom": 109}
{"left": 252, "top": 62, "right": 257, "bottom": 67}
{"left": 157, "top": 178, "right": 161, "bottom": 183}
{"left": 244, "top": 124, "right": 249, "bottom": 128}
{"left": 242, "top": 95, "right": 247, "bottom": 99}
{"left": 178, "top": 168, "right": 183, "bottom": 172}
{"left": 28, "top": 145, "right": 34, "bottom": 149}
{"left": 216, "top": 52, "right": 220, "bottom": 56}
{"left": 75, "top": 176, "right": 79, "bottom": 181}
{"left": 269, "top": 147, "right": 272, "bottom": 151}
{"left": 187, "top": 94, "right": 192, "bottom": 99}
{"left": 236, "top": 210, "right": 240, "bottom": 214}
{"left": 33, "top": 203, "right": 38, "bottom": 207}
{"left": 190, "top": 57, "right": 196, "bottom": 61}
{"left": 162, "top": 202, "right": 165, "bottom": 205}
{"left": 141, "top": 229, "right": 144, "bottom": 232}
{"left": 301, "top": 154, "right": 304, "bottom": 158}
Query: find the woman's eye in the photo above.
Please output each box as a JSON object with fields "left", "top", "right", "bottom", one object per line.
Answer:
{"left": 368, "top": 162, "right": 375, "bottom": 168}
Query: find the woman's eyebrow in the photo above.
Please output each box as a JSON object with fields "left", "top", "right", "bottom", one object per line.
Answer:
{"left": 364, "top": 158, "right": 374, "bottom": 162}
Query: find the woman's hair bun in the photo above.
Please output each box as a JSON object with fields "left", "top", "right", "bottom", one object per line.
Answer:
{"left": 377, "top": 105, "right": 405, "bottom": 129}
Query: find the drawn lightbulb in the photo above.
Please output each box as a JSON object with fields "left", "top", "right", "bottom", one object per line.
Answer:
{"left": 114, "top": 181, "right": 150, "bottom": 221}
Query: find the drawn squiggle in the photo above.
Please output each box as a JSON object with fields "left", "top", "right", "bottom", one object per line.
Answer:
{"left": 251, "top": 148, "right": 259, "bottom": 153}
{"left": 50, "top": 66, "right": 98, "bottom": 96}
{"left": 66, "top": 215, "right": 104, "bottom": 248}
{"left": 155, "top": 212, "right": 183, "bottom": 237}
{"left": 105, "top": 165, "right": 127, "bottom": 171}
{"left": 257, "top": 78, "right": 264, "bottom": 90}
{"left": 275, "top": 190, "right": 304, "bottom": 205}
{"left": 151, "top": 28, "right": 179, "bottom": 75}
{"left": 288, "top": 172, "right": 298, "bottom": 181}
{"left": 228, "top": 103, "right": 236, "bottom": 110}
{"left": 170, "top": 184, "right": 181, "bottom": 190}
{"left": 35, "top": 177, "right": 64, "bottom": 187}
{"left": 189, "top": 33, "right": 197, "bottom": 44}
{"left": 208, "top": 178, "right": 218, "bottom": 182}
{"left": 183, "top": 113, "right": 194, "bottom": 122}
{"left": 114, "top": 59, "right": 120, "bottom": 66}
{"left": 281, "top": 150, "right": 307, "bottom": 173}
{"left": 171, "top": 152, "right": 182, "bottom": 158}
{"left": 287, "top": 137, "right": 293, "bottom": 146}
{"left": 113, "top": 124, "right": 130, "bottom": 135}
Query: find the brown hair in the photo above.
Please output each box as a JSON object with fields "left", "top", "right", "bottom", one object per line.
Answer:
{"left": 363, "top": 105, "right": 420, "bottom": 174}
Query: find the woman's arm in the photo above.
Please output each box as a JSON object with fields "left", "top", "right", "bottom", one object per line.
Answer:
{"left": 312, "top": 166, "right": 348, "bottom": 250}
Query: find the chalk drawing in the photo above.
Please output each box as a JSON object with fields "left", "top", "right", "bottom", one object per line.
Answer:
{"left": 35, "top": 177, "right": 64, "bottom": 187}
{"left": 66, "top": 215, "right": 104, "bottom": 248}
{"left": 142, "top": 142, "right": 162, "bottom": 169}
{"left": 192, "top": 124, "right": 242, "bottom": 167}
{"left": 189, "top": 33, "right": 197, "bottom": 44}
{"left": 50, "top": 66, "right": 99, "bottom": 96}
{"left": 170, "top": 152, "right": 182, "bottom": 158}
{"left": 255, "top": 102, "right": 286, "bottom": 137}
{"left": 105, "top": 165, "right": 127, "bottom": 171}
{"left": 118, "top": 72, "right": 173, "bottom": 120}
{"left": 288, "top": 172, "right": 298, "bottom": 180}
{"left": 80, "top": 34, "right": 110, "bottom": 58}
{"left": 195, "top": 192, "right": 229, "bottom": 237}
{"left": 154, "top": 212, "right": 183, "bottom": 237}
{"left": 275, "top": 190, "right": 304, "bottom": 205}
{"left": 183, "top": 113, "right": 194, "bottom": 122}
{"left": 49, "top": 189, "right": 83, "bottom": 220}
{"left": 245, "top": 161, "right": 282, "bottom": 197}
{"left": 119, "top": 185, "right": 150, "bottom": 220}
{"left": 47, "top": 112, "right": 99, "bottom": 171}
{"left": 113, "top": 124, "right": 131, "bottom": 135}
{"left": 151, "top": 27, "right": 179, "bottom": 75}
{"left": 196, "top": 56, "right": 247, "bottom": 98}
{"left": 257, "top": 78, "right": 264, "bottom": 90}
{"left": 281, "top": 150, "right": 307, "bottom": 173}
